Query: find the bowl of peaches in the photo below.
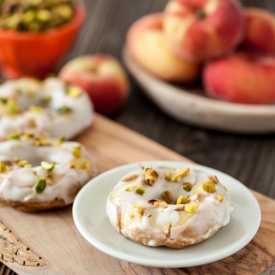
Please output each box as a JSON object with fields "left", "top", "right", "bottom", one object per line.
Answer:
{"left": 123, "top": 0, "right": 275, "bottom": 134}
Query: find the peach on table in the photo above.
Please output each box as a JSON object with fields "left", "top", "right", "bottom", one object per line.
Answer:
{"left": 59, "top": 54, "right": 129, "bottom": 115}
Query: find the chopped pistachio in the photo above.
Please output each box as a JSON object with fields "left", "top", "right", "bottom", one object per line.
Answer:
{"left": 66, "top": 86, "right": 82, "bottom": 98}
{"left": 13, "top": 157, "right": 20, "bottom": 163}
{"left": 177, "top": 195, "right": 190, "bottom": 205}
{"left": 144, "top": 168, "right": 159, "bottom": 186}
{"left": 68, "top": 162, "right": 75, "bottom": 168}
{"left": 154, "top": 200, "right": 167, "bottom": 207}
{"left": 185, "top": 205, "right": 196, "bottom": 213}
{"left": 183, "top": 182, "right": 192, "bottom": 192}
{"left": 42, "top": 96, "right": 52, "bottom": 104}
{"left": 0, "top": 162, "right": 6, "bottom": 173}
{"left": 208, "top": 175, "right": 219, "bottom": 184}
{"left": 134, "top": 204, "right": 143, "bottom": 213}
{"left": 34, "top": 178, "right": 46, "bottom": 193}
{"left": 71, "top": 146, "right": 81, "bottom": 158}
{"left": 29, "top": 105, "right": 43, "bottom": 113}
{"left": 7, "top": 133, "right": 20, "bottom": 140}
{"left": 18, "top": 160, "right": 32, "bottom": 168}
{"left": 41, "top": 161, "right": 55, "bottom": 171}
{"left": 135, "top": 186, "right": 146, "bottom": 196}
{"left": 165, "top": 170, "right": 171, "bottom": 181}
{"left": 59, "top": 136, "right": 65, "bottom": 143}
{"left": 162, "top": 190, "right": 173, "bottom": 204}
{"left": 0, "top": 97, "right": 7, "bottom": 104}
{"left": 171, "top": 168, "right": 190, "bottom": 182}
{"left": 202, "top": 182, "right": 216, "bottom": 193}
{"left": 216, "top": 194, "right": 225, "bottom": 202}
{"left": 82, "top": 161, "right": 91, "bottom": 170}
{"left": 125, "top": 187, "right": 131, "bottom": 192}
{"left": 7, "top": 100, "right": 19, "bottom": 114}
{"left": 23, "top": 132, "right": 33, "bottom": 140}
{"left": 57, "top": 106, "right": 72, "bottom": 114}
{"left": 129, "top": 213, "right": 135, "bottom": 219}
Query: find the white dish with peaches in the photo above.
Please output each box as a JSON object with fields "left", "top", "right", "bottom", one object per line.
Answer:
{"left": 123, "top": 0, "right": 275, "bottom": 134}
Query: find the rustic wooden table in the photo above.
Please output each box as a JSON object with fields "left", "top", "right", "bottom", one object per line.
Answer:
{"left": 1, "top": 0, "right": 275, "bottom": 274}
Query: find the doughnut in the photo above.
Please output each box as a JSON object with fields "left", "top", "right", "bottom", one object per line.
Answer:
{"left": 106, "top": 164, "right": 232, "bottom": 249}
{"left": 0, "top": 133, "right": 96, "bottom": 212}
{"left": 0, "top": 77, "right": 93, "bottom": 140}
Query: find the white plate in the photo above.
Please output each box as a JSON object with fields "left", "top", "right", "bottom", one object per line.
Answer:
{"left": 123, "top": 48, "right": 275, "bottom": 134}
{"left": 73, "top": 161, "right": 261, "bottom": 268}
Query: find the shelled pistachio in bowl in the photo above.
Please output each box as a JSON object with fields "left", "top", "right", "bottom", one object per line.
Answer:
{"left": 0, "top": 0, "right": 75, "bottom": 32}
{"left": 0, "top": 0, "right": 85, "bottom": 78}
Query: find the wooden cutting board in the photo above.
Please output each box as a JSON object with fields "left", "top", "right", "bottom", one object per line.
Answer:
{"left": 0, "top": 114, "right": 274, "bottom": 275}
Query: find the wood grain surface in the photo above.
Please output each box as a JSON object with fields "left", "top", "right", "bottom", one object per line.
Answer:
{"left": 0, "top": 114, "right": 274, "bottom": 275}
{"left": 1, "top": 0, "right": 275, "bottom": 274}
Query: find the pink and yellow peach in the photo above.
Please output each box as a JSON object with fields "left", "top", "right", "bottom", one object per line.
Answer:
{"left": 240, "top": 8, "right": 275, "bottom": 55}
{"left": 203, "top": 52, "right": 275, "bottom": 104}
{"left": 126, "top": 13, "right": 201, "bottom": 83}
{"left": 59, "top": 54, "right": 129, "bottom": 115}
{"left": 163, "top": 0, "right": 245, "bottom": 62}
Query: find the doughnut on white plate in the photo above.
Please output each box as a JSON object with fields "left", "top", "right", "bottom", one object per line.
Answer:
{"left": 73, "top": 161, "right": 261, "bottom": 268}
{"left": 122, "top": 48, "right": 275, "bottom": 134}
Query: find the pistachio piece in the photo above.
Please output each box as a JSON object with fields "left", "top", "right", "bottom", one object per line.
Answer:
{"left": 176, "top": 195, "right": 190, "bottom": 205}
{"left": 71, "top": 146, "right": 81, "bottom": 158}
{"left": 7, "top": 133, "right": 20, "bottom": 140}
{"left": 29, "top": 105, "right": 43, "bottom": 113}
{"left": 41, "top": 161, "right": 55, "bottom": 171}
{"left": 42, "top": 95, "right": 52, "bottom": 104}
{"left": 208, "top": 175, "right": 219, "bottom": 184}
{"left": 0, "top": 162, "right": 6, "bottom": 173}
{"left": 57, "top": 106, "right": 72, "bottom": 114}
{"left": 66, "top": 86, "right": 82, "bottom": 98}
{"left": 162, "top": 190, "right": 173, "bottom": 204}
{"left": 171, "top": 168, "right": 190, "bottom": 182}
{"left": 216, "top": 194, "right": 225, "bottom": 202}
{"left": 185, "top": 205, "right": 196, "bottom": 213}
{"left": 154, "top": 200, "right": 167, "bottom": 207}
{"left": 202, "top": 182, "right": 216, "bottom": 193}
{"left": 183, "top": 182, "right": 192, "bottom": 192}
{"left": 81, "top": 161, "right": 91, "bottom": 170}
{"left": 0, "top": 97, "right": 7, "bottom": 104}
{"left": 13, "top": 157, "right": 20, "bottom": 163}
{"left": 165, "top": 170, "right": 171, "bottom": 181}
{"left": 135, "top": 186, "right": 146, "bottom": 196}
{"left": 18, "top": 160, "right": 32, "bottom": 168}
{"left": 125, "top": 187, "right": 131, "bottom": 192}
{"left": 144, "top": 168, "right": 159, "bottom": 186}
{"left": 58, "top": 137, "right": 66, "bottom": 143}
{"left": 134, "top": 204, "right": 143, "bottom": 211}
{"left": 7, "top": 100, "right": 19, "bottom": 114}
{"left": 68, "top": 162, "right": 75, "bottom": 168}
{"left": 34, "top": 178, "right": 46, "bottom": 193}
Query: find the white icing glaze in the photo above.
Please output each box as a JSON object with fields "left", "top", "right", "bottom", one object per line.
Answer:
{"left": 0, "top": 136, "right": 96, "bottom": 205}
{"left": 106, "top": 165, "right": 232, "bottom": 249}
{"left": 0, "top": 77, "right": 94, "bottom": 140}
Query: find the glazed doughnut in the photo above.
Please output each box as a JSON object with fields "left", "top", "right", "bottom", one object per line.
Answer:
{"left": 0, "top": 77, "right": 93, "bottom": 140}
{"left": 0, "top": 133, "right": 96, "bottom": 212}
{"left": 106, "top": 164, "right": 232, "bottom": 249}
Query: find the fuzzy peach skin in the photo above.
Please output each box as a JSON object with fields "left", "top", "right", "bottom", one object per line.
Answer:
{"left": 59, "top": 54, "right": 129, "bottom": 115}
{"left": 126, "top": 13, "right": 201, "bottom": 83}
{"left": 163, "top": 0, "right": 245, "bottom": 62}
{"left": 203, "top": 52, "right": 275, "bottom": 104}
{"left": 240, "top": 8, "right": 275, "bottom": 55}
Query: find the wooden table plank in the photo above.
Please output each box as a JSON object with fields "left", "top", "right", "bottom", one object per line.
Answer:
{"left": 0, "top": 115, "right": 274, "bottom": 275}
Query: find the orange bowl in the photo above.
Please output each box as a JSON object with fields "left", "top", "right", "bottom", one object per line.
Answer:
{"left": 0, "top": 3, "right": 85, "bottom": 79}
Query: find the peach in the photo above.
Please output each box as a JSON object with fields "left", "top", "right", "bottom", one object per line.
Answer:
{"left": 203, "top": 52, "right": 275, "bottom": 104}
{"left": 59, "top": 54, "right": 129, "bottom": 115}
{"left": 163, "top": 0, "right": 245, "bottom": 62}
{"left": 240, "top": 8, "right": 275, "bottom": 55}
{"left": 126, "top": 13, "right": 200, "bottom": 83}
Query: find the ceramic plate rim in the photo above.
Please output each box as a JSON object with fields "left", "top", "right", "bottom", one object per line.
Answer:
{"left": 73, "top": 161, "right": 261, "bottom": 268}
